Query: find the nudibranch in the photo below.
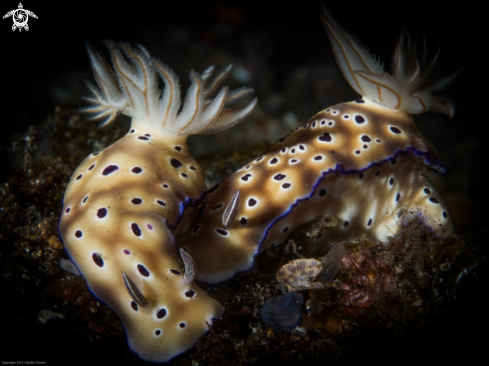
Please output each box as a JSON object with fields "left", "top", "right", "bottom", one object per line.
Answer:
{"left": 58, "top": 41, "right": 256, "bottom": 362}
{"left": 178, "top": 6, "right": 455, "bottom": 284}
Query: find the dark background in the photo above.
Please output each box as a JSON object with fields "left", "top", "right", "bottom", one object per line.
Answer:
{"left": 2, "top": 0, "right": 486, "bottom": 364}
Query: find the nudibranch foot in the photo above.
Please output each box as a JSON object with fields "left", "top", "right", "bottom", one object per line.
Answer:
{"left": 60, "top": 41, "right": 256, "bottom": 362}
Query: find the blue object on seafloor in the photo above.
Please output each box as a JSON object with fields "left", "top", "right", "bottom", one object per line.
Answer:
{"left": 260, "top": 293, "right": 304, "bottom": 333}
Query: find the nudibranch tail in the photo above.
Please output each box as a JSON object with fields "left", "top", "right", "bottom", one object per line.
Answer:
{"left": 321, "top": 5, "right": 457, "bottom": 117}
{"left": 81, "top": 41, "right": 257, "bottom": 136}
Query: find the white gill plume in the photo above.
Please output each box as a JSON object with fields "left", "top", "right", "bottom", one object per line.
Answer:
{"left": 321, "top": 5, "right": 459, "bottom": 117}
{"left": 81, "top": 41, "right": 257, "bottom": 133}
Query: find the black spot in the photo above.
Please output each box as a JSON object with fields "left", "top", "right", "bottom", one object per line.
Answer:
{"left": 390, "top": 126, "right": 402, "bottom": 134}
{"left": 157, "top": 200, "right": 166, "bottom": 207}
{"left": 138, "top": 264, "right": 150, "bottom": 277}
{"left": 343, "top": 115, "right": 350, "bottom": 119}
{"left": 193, "top": 225, "right": 200, "bottom": 234}
{"left": 102, "top": 165, "right": 119, "bottom": 175}
{"left": 65, "top": 208, "right": 70, "bottom": 213}
{"left": 443, "top": 211, "right": 448, "bottom": 218}
{"left": 132, "top": 198, "right": 142, "bottom": 205}
{"left": 241, "top": 173, "right": 252, "bottom": 181}
{"left": 92, "top": 253, "right": 104, "bottom": 267}
{"left": 270, "top": 157, "right": 278, "bottom": 164}
{"left": 76, "top": 174, "right": 83, "bottom": 180}
{"left": 138, "top": 136, "right": 149, "bottom": 140}
{"left": 375, "top": 171, "right": 380, "bottom": 176}
{"left": 144, "top": 133, "right": 151, "bottom": 137}
{"left": 181, "top": 173, "right": 188, "bottom": 178}
{"left": 170, "top": 269, "right": 181, "bottom": 275}
{"left": 424, "top": 188, "right": 431, "bottom": 194}
{"left": 355, "top": 150, "right": 361, "bottom": 155}
{"left": 124, "top": 249, "right": 130, "bottom": 255}
{"left": 312, "top": 121, "right": 317, "bottom": 128}
{"left": 89, "top": 164, "right": 95, "bottom": 171}
{"left": 132, "top": 167, "right": 143, "bottom": 174}
{"left": 376, "top": 139, "right": 381, "bottom": 143}
{"left": 283, "top": 227, "right": 289, "bottom": 233}
{"left": 92, "top": 152, "right": 100, "bottom": 156}
{"left": 302, "top": 124, "right": 308, "bottom": 129}
{"left": 282, "top": 183, "right": 291, "bottom": 189}
{"left": 212, "top": 203, "right": 223, "bottom": 211}
{"left": 429, "top": 197, "right": 439, "bottom": 204}
{"left": 256, "top": 157, "right": 264, "bottom": 162}
{"left": 131, "top": 301, "right": 138, "bottom": 311}
{"left": 391, "top": 158, "right": 397, "bottom": 165}
{"left": 367, "top": 218, "right": 372, "bottom": 226}
{"left": 343, "top": 221, "right": 349, "bottom": 228}
{"left": 299, "top": 145, "right": 305, "bottom": 151}
{"left": 131, "top": 223, "right": 142, "bottom": 236}
{"left": 157, "top": 309, "right": 167, "bottom": 319}
{"left": 185, "top": 290, "right": 195, "bottom": 298}
{"left": 319, "top": 132, "right": 332, "bottom": 142}
{"left": 97, "top": 208, "right": 107, "bottom": 218}
{"left": 75, "top": 230, "right": 82, "bottom": 238}
{"left": 355, "top": 99, "right": 365, "bottom": 104}
{"left": 328, "top": 121, "right": 333, "bottom": 126}
{"left": 216, "top": 228, "right": 229, "bottom": 236}
{"left": 171, "top": 158, "right": 182, "bottom": 168}
{"left": 290, "top": 159, "right": 298, "bottom": 163}
{"left": 179, "top": 323, "right": 186, "bottom": 328}
{"left": 363, "top": 144, "right": 368, "bottom": 149}
{"left": 281, "top": 148, "right": 287, "bottom": 153}
{"left": 163, "top": 184, "right": 169, "bottom": 189}
{"left": 326, "top": 109, "right": 331, "bottom": 112}
{"left": 396, "top": 193, "right": 400, "bottom": 201}
{"left": 359, "top": 173, "right": 364, "bottom": 179}
{"left": 174, "top": 146, "right": 182, "bottom": 151}
{"left": 130, "top": 129, "right": 135, "bottom": 133}
{"left": 83, "top": 196, "right": 88, "bottom": 203}
{"left": 248, "top": 198, "right": 257, "bottom": 207}
{"left": 208, "top": 184, "right": 219, "bottom": 193}
{"left": 355, "top": 115, "right": 365, "bottom": 124}
{"left": 155, "top": 330, "right": 161, "bottom": 336}
{"left": 321, "top": 120, "right": 326, "bottom": 126}
{"left": 319, "top": 189, "right": 327, "bottom": 197}
{"left": 291, "top": 148, "right": 296, "bottom": 153}
{"left": 274, "top": 174, "right": 286, "bottom": 181}
{"left": 389, "top": 177, "right": 394, "bottom": 185}
{"left": 190, "top": 166, "right": 196, "bottom": 171}
{"left": 361, "top": 135, "right": 371, "bottom": 142}
{"left": 314, "top": 155, "right": 323, "bottom": 161}
{"left": 240, "top": 217, "right": 248, "bottom": 225}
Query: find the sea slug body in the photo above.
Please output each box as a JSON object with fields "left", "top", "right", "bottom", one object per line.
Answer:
{"left": 178, "top": 6, "right": 455, "bottom": 284}
{"left": 58, "top": 41, "right": 256, "bottom": 362}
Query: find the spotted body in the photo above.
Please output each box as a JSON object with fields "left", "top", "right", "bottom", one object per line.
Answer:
{"left": 59, "top": 41, "right": 256, "bottom": 362}
{"left": 177, "top": 7, "right": 454, "bottom": 284}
